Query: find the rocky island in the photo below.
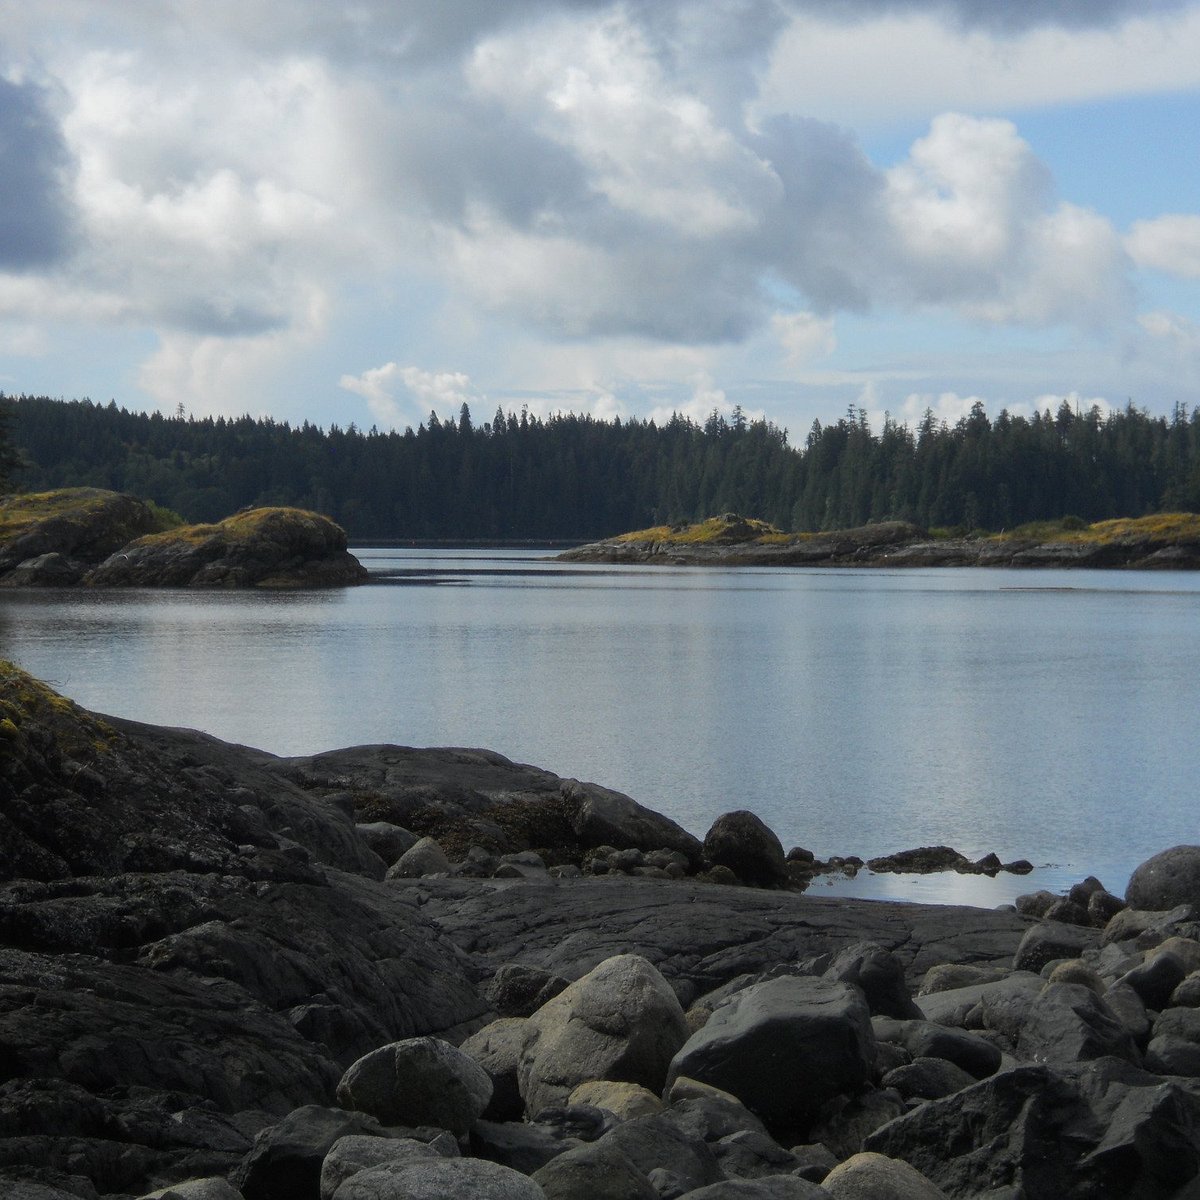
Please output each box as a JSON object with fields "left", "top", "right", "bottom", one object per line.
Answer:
{"left": 6, "top": 661, "right": 1200, "bottom": 1197}
{"left": 0, "top": 488, "right": 367, "bottom": 588}
{"left": 558, "top": 512, "right": 1200, "bottom": 570}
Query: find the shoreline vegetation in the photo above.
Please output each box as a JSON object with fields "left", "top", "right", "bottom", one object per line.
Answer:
{"left": 559, "top": 511, "right": 1200, "bottom": 569}
{"left": 6, "top": 663, "right": 1200, "bottom": 1195}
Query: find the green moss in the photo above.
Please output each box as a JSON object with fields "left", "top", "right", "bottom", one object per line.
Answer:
{"left": 616, "top": 514, "right": 787, "bottom": 545}
{"left": 990, "top": 512, "right": 1200, "bottom": 546}
{"left": 0, "top": 659, "right": 114, "bottom": 756}
{"left": 126, "top": 505, "right": 333, "bottom": 550}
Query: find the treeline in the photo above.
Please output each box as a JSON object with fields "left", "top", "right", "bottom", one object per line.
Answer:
{"left": 5, "top": 393, "right": 1200, "bottom": 538}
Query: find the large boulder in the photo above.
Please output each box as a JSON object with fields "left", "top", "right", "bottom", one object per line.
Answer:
{"left": 666, "top": 976, "right": 875, "bottom": 1134}
{"left": 518, "top": 955, "right": 688, "bottom": 1115}
{"left": 824, "top": 942, "right": 922, "bottom": 1019}
{"left": 336, "top": 1038, "right": 492, "bottom": 1135}
{"left": 85, "top": 506, "right": 368, "bottom": 588}
{"left": 329, "top": 1157, "right": 545, "bottom": 1200}
{"left": 1015, "top": 983, "right": 1141, "bottom": 1066}
{"left": 1127, "top": 847, "right": 1200, "bottom": 912}
{"left": 562, "top": 780, "right": 703, "bottom": 864}
{"left": 822, "top": 1151, "right": 949, "bottom": 1199}
{"left": 702, "top": 810, "right": 788, "bottom": 887}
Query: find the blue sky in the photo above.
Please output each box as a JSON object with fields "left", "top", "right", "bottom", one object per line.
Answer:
{"left": 1, "top": 0, "right": 1199, "bottom": 441}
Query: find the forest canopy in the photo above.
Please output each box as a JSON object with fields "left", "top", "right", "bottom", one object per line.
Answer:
{"left": 5, "top": 393, "right": 1200, "bottom": 540}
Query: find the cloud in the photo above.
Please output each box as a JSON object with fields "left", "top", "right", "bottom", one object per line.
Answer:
{"left": 339, "top": 362, "right": 480, "bottom": 428}
{"left": 1127, "top": 214, "right": 1200, "bottom": 279}
{"left": 772, "top": 312, "right": 836, "bottom": 366}
{"left": 0, "top": 77, "right": 75, "bottom": 269}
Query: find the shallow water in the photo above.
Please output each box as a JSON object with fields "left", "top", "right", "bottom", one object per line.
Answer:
{"left": 3, "top": 550, "right": 1198, "bottom": 905}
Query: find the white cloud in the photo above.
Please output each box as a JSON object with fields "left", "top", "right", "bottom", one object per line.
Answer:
{"left": 339, "top": 362, "right": 480, "bottom": 428}
{"left": 757, "top": 8, "right": 1200, "bottom": 127}
{"left": 772, "top": 312, "right": 836, "bottom": 367}
{"left": 1127, "top": 214, "right": 1200, "bottom": 279}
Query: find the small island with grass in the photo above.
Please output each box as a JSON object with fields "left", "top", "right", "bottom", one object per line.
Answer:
{"left": 0, "top": 487, "right": 368, "bottom": 588}
{"left": 558, "top": 511, "right": 1200, "bottom": 570}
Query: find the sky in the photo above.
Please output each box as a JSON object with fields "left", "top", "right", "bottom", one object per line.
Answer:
{"left": 1, "top": 1, "right": 1199, "bottom": 440}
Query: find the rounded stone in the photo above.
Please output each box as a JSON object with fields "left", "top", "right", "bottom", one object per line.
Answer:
{"left": 336, "top": 1037, "right": 492, "bottom": 1135}
{"left": 1126, "top": 846, "right": 1200, "bottom": 911}
{"left": 702, "top": 811, "right": 787, "bottom": 887}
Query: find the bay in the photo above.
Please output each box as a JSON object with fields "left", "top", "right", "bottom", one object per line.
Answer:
{"left": 3, "top": 548, "right": 1198, "bottom": 906}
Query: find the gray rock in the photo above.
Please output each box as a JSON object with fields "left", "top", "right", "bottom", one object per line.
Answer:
{"left": 666, "top": 976, "right": 875, "bottom": 1134}
{"left": 519, "top": 954, "right": 688, "bottom": 1115}
{"left": 1102, "top": 903, "right": 1195, "bottom": 946}
{"left": 486, "top": 964, "right": 571, "bottom": 1018}
{"left": 1015, "top": 983, "right": 1140, "bottom": 1066}
{"left": 0, "top": 552, "right": 84, "bottom": 587}
{"left": 336, "top": 1038, "right": 492, "bottom": 1135}
{"left": 320, "top": 1137, "right": 442, "bottom": 1200}
{"left": 355, "top": 821, "right": 417, "bottom": 864}
{"left": 1012, "top": 921, "right": 1100, "bottom": 973}
{"left": 914, "top": 973, "right": 1042, "bottom": 1032}
{"left": 1116, "top": 949, "right": 1187, "bottom": 1009}
{"left": 1014, "top": 890, "right": 1058, "bottom": 919}
{"left": 139, "top": 1182, "right": 244, "bottom": 1200}
{"left": 713, "top": 1128, "right": 801, "bottom": 1179}
{"left": 387, "top": 836, "right": 452, "bottom": 879}
{"left": 1046, "top": 960, "right": 1105, "bottom": 995}
{"left": 1044, "top": 899, "right": 1090, "bottom": 926}
{"left": 790, "top": 1142, "right": 839, "bottom": 1183}
{"left": 916, "top": 963, "right": 1010, "bottom": 996}
{"left": 562, "top": 779, "right": 703, "bottom": 864}
{"left": 824, "top": 942, "right": 922, "bottom": 1020}
{"left": 469, "top": 1119, "right": 582, "bottom": 1175}
{"left": 1127, "top": 846, "right": 1200, "bottom": 911}
{"left": 460, "top": 1018, "right": 529, "bottom": 1122}
{"left": 822, "top": 1151, "right": 949, "bottom": 1199}
{"left": 599, "top": 1112, "right": 722, "bottom": 1192}
{"left": 1145, "top": 1036, "right": 1200, "bottom": 1076}
{"left": 1174, "top": 973, "right": 1200, "bottom": 1008}
{"left": 882, "top": 1057, "right": 977, "bottom": 1101}
{"left": 702, "top": 810, "right": 788, "bottom": 888}
{"left": 232, "top": 1106, "right": 388, "bottom": 1200}
{"left": 1102, "top": 982, "right": 1152, "bottom": 1042}
{"left": 807, "top": 1089, "right": 907, "bottom": 1160}
{"left": 531, "top": 1139, "right": 656, "bottom": 1200}
{"left": 1088, "top": 890, "right": 1126, "bottom": 927}
{"left": 568, "top": 1080, "right": 663, "bottom": 1121}
{"left": 330, "top": 1157, "right": 546, "bottom": 1199}
{"left": 681, "top": 1179, "right": 830, "bottom": 1198}
{"left": 873, "top": 1017, "right": 1001, "bottom": 1079}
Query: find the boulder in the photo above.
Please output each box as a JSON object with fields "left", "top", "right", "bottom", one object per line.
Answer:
{"left": 562, "top": 780, "right": 702, "bottom": 864}
{"left": 1012, "top": 920, "right": 1100, "bottom": 973}
{"left": 680, "top": 1179, "right": 829, "bottom": 1198}
{"left": 702, "top": 810, "right": 788, "bottom": 887}
{"left": 0, "top": 552, "right": 84, "bottom": 587}
{"left": 469, "top": 1120, "right": 582, "bottom": 1176}
{"left": 882, "top": 1057, "right": 976, "bottom": 1101}
{"left": 666, "top": 976, "right": 875, "bottom": 1134}
{"left": 567, "top": 1081, "right": 662, "bottom": 1122}
{"left": 387, "top": 837, "right": 452, "bottom": 879}
{"left": 531, "top": 1139, "right": 656, "bottom": 1200}
{"left": 518, "top": 954, "right": 688, "bottom": 1115}
{"left": 329, "top": 1157, "right": 545, "bottom": 1199}
{"left": 140, "top": 1182, "right": 245, "bottom": 1200}
{"left": 1102, "top": 904, "right": 1195, "bottom": 946}
{"left": 866, "top": 847, "right": 970, "bottom": 874}
{"left": 824, "top": 942, "right": 922, "bottom": 1019}
{"left": 319, "top": 1137, "right": 444, "bottom": 1200}
{"left": 336, "top": 1038, "right": 492, "bottom": 1135}
{"left": 486, "top": 964, "right": 571, "bottom": 1018}
{"left": 460, "top": 1019, "right": 528, "bottom": 1122}
{"left": 822, "top": 1151, "right": 949, "bottom": 1199}
{"left": 595, "top": 1112, "right": 722, "bottom": 1192}
{"left": 1127, "top": 847, "right": 1200, "bottom": 912}
{"left": 1016, "top": 983, "right": 1140, "bottom": 1066}
{"left": 711, "top": 1128, "right": 800, "bottom": 1180}
{"left": 355, "top": 822, "right": 418, "bottom": 864}
{"left": 1115, "top": 950, "right": 1188, "bottom": 1010}
{"left": 231, "top": 1106, "right": 387, "bottom": 1200}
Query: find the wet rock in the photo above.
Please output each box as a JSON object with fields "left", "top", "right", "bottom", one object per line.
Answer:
{"left": 667, "top": 976, "right": 875, "bottom": 1135}
{"left": 562, "top": 780, "right": 702, "bottom": 865}
{"left": 519, "top": 954, "right": 688, "bottom": 1115}
{"left": 702, "top": 810, "right": 788, "bottom": 888}
{"left": 335, "top": 1038, "right": 492, "bottom": 1135}
{"left": 866, "top": 846, "right": 969, "bottom": 874}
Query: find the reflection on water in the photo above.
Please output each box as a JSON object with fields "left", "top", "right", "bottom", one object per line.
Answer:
{"left": 2, "top": 551, "right": 1199, "bottom": 905}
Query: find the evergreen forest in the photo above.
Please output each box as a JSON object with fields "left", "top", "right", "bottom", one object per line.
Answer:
{"left": 4, "top": 392, "right": 1200, "bottom": 540}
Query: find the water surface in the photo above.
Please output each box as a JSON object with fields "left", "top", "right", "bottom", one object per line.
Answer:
{"left": 3, "top": 550, "right": 1197, "bottom": 904}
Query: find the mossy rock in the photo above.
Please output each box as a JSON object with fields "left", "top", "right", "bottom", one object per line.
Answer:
{"left": 85, "top": 505, "right": 368, "bottom": 589}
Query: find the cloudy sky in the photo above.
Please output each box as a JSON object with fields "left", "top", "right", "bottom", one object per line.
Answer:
{"left": 2, "top": 1, "right": 1199, "bottom": 438}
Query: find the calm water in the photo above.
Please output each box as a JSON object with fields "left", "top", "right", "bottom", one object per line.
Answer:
{"left": 3, "top": 550, "right": 1198, "bottom": 906}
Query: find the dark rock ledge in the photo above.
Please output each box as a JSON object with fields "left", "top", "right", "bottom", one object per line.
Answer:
{"left": 6, "top": 661, "right": 1200, "bottom": 1197}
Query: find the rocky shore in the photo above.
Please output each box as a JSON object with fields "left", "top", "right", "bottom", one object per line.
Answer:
{"left": 557, "top": 513, "right": 1200, "bottom": 570}
{"left": 0, "top": 489, "right": 367, "bottom": 588}
{"left": 5, "top": 662, "right": 1200, "bottom": 1198}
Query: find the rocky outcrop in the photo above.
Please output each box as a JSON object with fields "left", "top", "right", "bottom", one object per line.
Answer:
{"left": 558, "top": 512, "right": 1200, "bottom": 570}
{"left": 0, "top": 489, "right": 368, "bottom": 588}
{"left": 15, "top": 665, "right": 1200, "bottom": 1196}
{"left": 0, "top": 487, "right": 172, "bottom": 585}
{"left": 85, "top": 505, "right": 368, "bottom": 588}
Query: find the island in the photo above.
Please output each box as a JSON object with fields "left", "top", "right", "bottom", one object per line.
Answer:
{"left": 4, "top": 660, "right": 1200, "bottom": 1197}
{"left": 558, "top": 512, "right": 1200, "bottom": 569}
{"left": 0, "top": 487, "right": 368, "bottom": 587}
